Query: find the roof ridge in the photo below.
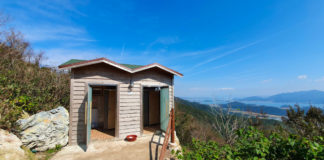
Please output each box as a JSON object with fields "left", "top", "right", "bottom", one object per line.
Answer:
{"left": 58, "top": 58, "right": 183, "bottom": 77}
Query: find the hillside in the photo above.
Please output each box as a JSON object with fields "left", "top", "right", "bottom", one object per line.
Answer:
{"left": 174, "top": 97, "right": 220, "bottom": 145}
{"left": 174, "top": 97, "right": 282, "bottom": 145}
{"left": 240, "top": 90, "right": 324, "bottom": 103}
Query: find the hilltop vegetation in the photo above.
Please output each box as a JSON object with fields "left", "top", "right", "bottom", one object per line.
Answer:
{"left": 175, "top": 98, "right": 282, "bottom": 145}
{"left": 175, "top": 97, "right": 324, "bottom": 159}
{"left": 0, "top": 18, "right": 70, "bottom": 131}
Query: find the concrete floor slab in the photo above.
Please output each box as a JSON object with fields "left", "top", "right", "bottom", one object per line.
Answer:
{"left": 52, "top": 131, "right": 172, "bottom": 160}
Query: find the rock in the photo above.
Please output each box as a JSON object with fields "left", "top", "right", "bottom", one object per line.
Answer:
{"left": 0, "top": 129, "right": 26, "bottom": 160}
{"left": 16, "top": 106, "right": 69, "bottom": 151}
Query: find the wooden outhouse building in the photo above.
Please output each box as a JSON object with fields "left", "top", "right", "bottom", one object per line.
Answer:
{"left": 59, "top": 58, "right": 183, "bottom": 146}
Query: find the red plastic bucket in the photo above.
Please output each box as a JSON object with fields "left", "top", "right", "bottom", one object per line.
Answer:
{"left": 126, "top": 135, "right": 137, "bottom": 142}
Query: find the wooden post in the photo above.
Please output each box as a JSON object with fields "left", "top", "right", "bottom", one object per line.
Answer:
{"left": 171, "top": 108, "right": 175, "bottom": 143}
{"left": 159, "top": 115, "right": 172, "bottom": 160}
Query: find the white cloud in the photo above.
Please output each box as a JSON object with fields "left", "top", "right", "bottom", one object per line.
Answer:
{"left": 41, "top": 48, "right": 114, "bottom": 67}
{"left": 20, "top": 25, "right": 95, "bottom": 43}
{"left": 297, "top": 75, "right": 307, "bottom": 80}
{"left": 192, "top": 40, "right": 262, "bottom": 69}
{"left": 315, "top": 77, "right": 324, "bottom": 82}
{"left": 261, "top": 79, "right": 272, "bottom": 83}
{"left": 188, "top": 87, "right": 209, "bottom": 91}
{"left": 218, "top": 88, "right": 235, "bottom": 91}
{"left": 41, "top": 47, "right": 164, "bottom": 67}
{"left": 177, "top": 46, "right": 223, "bottom": 57}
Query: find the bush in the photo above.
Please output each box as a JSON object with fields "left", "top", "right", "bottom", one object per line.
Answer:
{"left": 0, "top": 19, "right": 70, "bottom": 131}
{"left": 282, "top": 105, "right": 324, "bottom": 138}
{"left": 176, "top": 127, "right": 324, "bottom": 160}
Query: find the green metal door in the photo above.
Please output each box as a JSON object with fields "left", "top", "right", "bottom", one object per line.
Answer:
{"left": 86, "top": 85, "right": 92, "bottom": 146}
{"left": 160, "top": 87, "right": 169, "bottom": 132}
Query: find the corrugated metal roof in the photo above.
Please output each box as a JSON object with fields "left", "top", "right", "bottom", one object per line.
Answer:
{"left": 59, "top": 59, "right": 143, "bottom": 70}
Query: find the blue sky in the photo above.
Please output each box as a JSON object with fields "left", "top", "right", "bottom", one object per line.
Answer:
{"left": 1, "top": 0, "right": 324, "bottom": 98}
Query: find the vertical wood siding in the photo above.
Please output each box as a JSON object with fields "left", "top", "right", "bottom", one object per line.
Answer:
{"left": 69, "top": 63, "right": 175, "bottom": 144}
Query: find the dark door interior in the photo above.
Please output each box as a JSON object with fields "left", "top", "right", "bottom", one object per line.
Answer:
{"left": 143, "top": 90, "right": 149, "bottom": 127}
{"left": 92, "top": 86, "right": 116, "bottom": 130}
{"left": 143, "top": 87, "right": 160, "bottom": 127}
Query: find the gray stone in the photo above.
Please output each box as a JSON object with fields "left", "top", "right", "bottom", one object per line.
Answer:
{"left": 16, "top": 106, "right": 69, "bottom": 151}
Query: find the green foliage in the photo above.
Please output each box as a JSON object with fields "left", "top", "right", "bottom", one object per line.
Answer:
{"left": 175, "top": 98, "right": 222, "bottom": 145}
{"left": 175, "top": 98, "right": 283, "bottom": 146}
{"left": 22, "top": 146, "right": 38, "bottom": 160}
{"left": 46, "top": 144, "right": 62, "bottom": 154}
{"left": 282, "top": 105, "right": 324, "bottom": 138}
{"left": 0, "top": 25, "right": 70, "bottom": 131}
{"left": 176, "top": 127, "right": 324, "bottom": 160}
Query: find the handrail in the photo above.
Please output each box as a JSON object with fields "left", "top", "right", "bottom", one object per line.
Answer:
{"left": 159, "top": 108, "right": 174, "bottom": 160}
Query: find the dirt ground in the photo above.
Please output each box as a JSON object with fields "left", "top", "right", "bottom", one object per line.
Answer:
{"left": 51, "top": 132, "right": 174, "bottom": 160}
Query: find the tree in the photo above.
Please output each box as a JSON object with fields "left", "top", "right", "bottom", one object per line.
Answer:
{"left": 282, "top": 105, "right": 324, "bottom": 137}
{"left": 209, "top": 104, "right": 249, "bottom": 145}
{"left": 0, "top": 13, "right": 70, "bottom": 131}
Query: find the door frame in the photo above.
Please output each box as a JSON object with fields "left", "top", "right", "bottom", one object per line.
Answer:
{"left": 140, "top": 85, "right": 169, "bottom": 135}
{"left": 86, "top": 83, "right": 119, "bottom": 146}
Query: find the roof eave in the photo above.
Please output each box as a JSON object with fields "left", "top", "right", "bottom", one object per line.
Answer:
{"left": 59, "top": 58, "right": 132, "bottom": 73}
{"left": 58, "top": 58, "right": 183, "bottom": 77}
{"left": 133, "top": 64, "right": 183, "bottom": 77}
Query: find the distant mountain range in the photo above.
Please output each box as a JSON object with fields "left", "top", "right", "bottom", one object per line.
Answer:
{"left": 219, "top": 101, "right": 288, "bottom": 116}
{"left": 240, "top": 90, "right": 324, "bottom": 104}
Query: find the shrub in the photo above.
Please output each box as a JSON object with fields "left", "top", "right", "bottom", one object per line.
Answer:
{"left": 282, "top": 105, "right": 324, "bottom": 138}
{"left": 176, "top": 127, "right": 324, "bottom": 160}
{"left": 0, "top": 18, "right": 70, "bottom": 131}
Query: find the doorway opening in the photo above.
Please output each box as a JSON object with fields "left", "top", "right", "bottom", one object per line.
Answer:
{"left": 90, "top": 86, "right": 117, "bottom": 140}
{"left": 143, "top": 87, "right": 161, "bottom": 134}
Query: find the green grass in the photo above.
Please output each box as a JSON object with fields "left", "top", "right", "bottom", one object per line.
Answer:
{"left": 21, "top": 144, "right": 63, "bottom": 160}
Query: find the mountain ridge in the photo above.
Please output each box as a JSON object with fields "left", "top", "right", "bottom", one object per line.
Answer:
{"left": 240, "top": 90, "right": 324, "bottom": 104}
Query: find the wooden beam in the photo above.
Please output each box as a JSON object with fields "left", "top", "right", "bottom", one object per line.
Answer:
{"left": 159, "top": 109, "right": 173, "bottom": 160}
{"left": 171, "top": 108, "right": 175, "bottom": 143}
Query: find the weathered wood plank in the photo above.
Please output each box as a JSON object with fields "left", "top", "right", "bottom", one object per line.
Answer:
{"left": 74, "top": 76, "right": 126, "bottom": 83}
{"left": 71, "top": 117, "right": 85, "bottom": 121}
{"left": 119, "top": 128, "right": 141, "bottom": 134}
{"left": 72, "top": 99, "right": 85, "bottom": 104}
{"left": 119, "top": 102, "right": 140, "bottom": 106}
{"left": 119, "top": 88, "right": 140, "bottom": 92}
{"left": 119, "top": 106, "right": 140, "bottom": 110}
{"left": 119, "top": 117, "right": 140, "bottom": 122}
{"left": 119, "top": 121, "right": 140, "bottom": 126}
{"left": 71, "top": 107, "right": 84, "bottom": 112}
{"left": 70, "top": 123, "right": 85, "bottom": 128}
{"left": 119, "top": 95, "right": 140, "bottom": 99}
{"left": 74, "top": 83, "right": 85, "bottom": 87}
{"left": 119, "top": 125, "right": 140, "bottom": 130}
{"left": 73, "top": 86, "right": 85, "bottom": 91}
{"left": 119, "top": 84, "right": 140, "bottom": 88}
{"left": 120, "top": 92, "right": 140, "bottom": 96}
{"left": 73, "top": 95, "right": 85, "bottom": 100}
{"left": 120, "top": 110, "right": 141, "bottom": 114}
{"left": 119, "top": 99, "right": 140, "bottom": 103}
{"left": 119, "top": 114, "right": 140, "bottom": 118}
{"left": 73, "top": 91, "right": 85, "bottom": 95}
